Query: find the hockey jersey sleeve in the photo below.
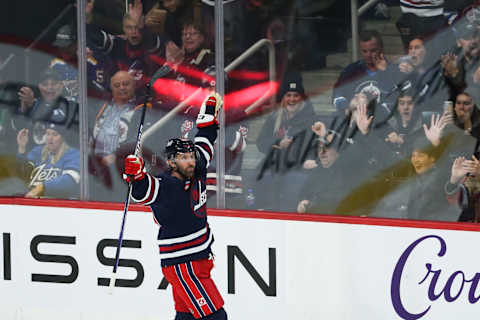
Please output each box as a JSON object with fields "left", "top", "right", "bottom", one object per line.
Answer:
{"left": 130, "top": 173, "right": 161, "bottom": 206}
{"left": 86, "top": 24, "right": 167, "bottom": 56}
{"left": 194, "top": 125, "right": 218, "bottom": 171}
{"left": 86, "top": 24, "right": 116, "bottom": 54}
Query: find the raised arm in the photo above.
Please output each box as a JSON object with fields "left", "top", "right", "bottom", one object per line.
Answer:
{"left": 194, "top": 93, "right": 222, "bottom": 168}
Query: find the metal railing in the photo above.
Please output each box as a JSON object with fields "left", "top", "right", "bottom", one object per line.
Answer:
{"left": 141, "top": 37, "right": 275, "bottom": 208}
{"left": 351, "top": 0, "right": 382, "bottom": 61}
{"left": 142, "top": 38, "right": 276, "bottom": 141}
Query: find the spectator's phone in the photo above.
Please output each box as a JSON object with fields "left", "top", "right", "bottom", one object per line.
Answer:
{"left": 421, "top": 111, "right": 440, "bottom": 126}
{"left": 443, "top": 100, "right": 453, "bottom": 113}
{"left": 398, "top": 55, "right": 413, "bottom": 65}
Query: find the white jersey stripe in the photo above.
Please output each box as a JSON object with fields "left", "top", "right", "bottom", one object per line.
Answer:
{"left": 206, "top": 185, "right": 242, "bottom": 194}
{"left": 158, "top": 226, "right": 208, "bottom": 245}
{"left": 63, "top": 170, "right": 80, "bottom": 184}
{"left": 206, "top": 173, "right": 242, "bottom": 181}
{"left": 228, "top": 131, "right": 241, "bottom": 151}
{"left": 196, "top": 145, "right": 211, "bottom": 168}
{"left": 159, "top": 232, "right": 213, "bottom": 259}
{"left": 195, "top": 137, "right": 214, "bottom": 156}
{"left": 144, "top": 176, "right": 160, "bottom": 206}
{"left": 132, "top": 174, "right": 152, "bottom": 203}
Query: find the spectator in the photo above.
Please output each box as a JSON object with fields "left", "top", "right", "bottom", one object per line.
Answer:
{"left": 452, "top": 90, "right": 480, "bottom": 137}
{"left": 153, "top": 17, "right": 214, "bottom": 103}
{"left": 394, "top": 36, "right": 450, "bottom": 113}
{"left": 297, "top": 100, "right": 392, "bottom": 216}
{"left": 436, "top": 90, "right": 480, "bottom": 173}
{"left": 16, "top": 122, "right": 80, "bottom": 199}
{"left": 50, "top": 23, "right": 114, "bottom": 101}
{"left": 325, "top": 92, "right": 391, "bottom": 172}
{"left": 86, "top": 0, "right": 178, "bottom": 96}
{"left": 257, "top": 72, "right": 315, "bottom": 155}
{"left": 445, "top": 155, "right": 480, "bottom": 222}
{"left": 86, "top": 0, "right": 128, "bottom": 35}
{"left": 15, "top": 69, "right": 78, "bottom": 151}
{"left": 89, "top": 70, "right": 142, "bottom": 201}
{"left": 145, "top": 0, "right": 191, "bottom": 47}
{"left": 377, "top": 88, "right": 425, "bottom": 157}
{"left": 145, "top": 17, "right": 214, "bottom": 138}
{"left": 325, "top": 94, "right": 395, "bottom": 215}
{"left": 296, "top": 121, "right": 350, "bottom": 215}
{"left": 372, "top": 133, "right": 459, "bottom": 221}
{"left": 256, "top": 71, "right": 316, "bottom": 211}
{"left": 441, "top": 20, "right": 480, "bottom": 100}
{"left": 396, "top": 0, "right": 448, "bottom": 51}
{"left": 332, "top": 30, "right": 397, "bottom": 115}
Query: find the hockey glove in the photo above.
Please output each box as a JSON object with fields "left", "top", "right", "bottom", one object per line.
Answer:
{"left": 123, "top": 155, "right": 146, "bottom": 183}
{"left": 196, "top": 92, "right": 222, "bottom": 128}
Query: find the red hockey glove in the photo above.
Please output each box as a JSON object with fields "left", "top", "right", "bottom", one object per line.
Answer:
{"left": 123, "top": 155, "right": 146, "bottom": 183}
{"left": 196, "top": 92, "right": 222, "bottom": 128}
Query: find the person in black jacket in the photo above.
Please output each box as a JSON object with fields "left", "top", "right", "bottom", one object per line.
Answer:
{"left": 85, "top": 0, "right": 178, "bottom": 96}
{"left": 15, "top": 69, "right": 78, "bottom": 152}
{"left": 256, "top": 71, "right": 316, "bottom": 211}
{"left": 332, "top": 30, "right": 397, "bottom": 115}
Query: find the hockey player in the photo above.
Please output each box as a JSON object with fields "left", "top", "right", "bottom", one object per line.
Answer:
{"left": 123, "top": 93, "right": 228, "bottom": 320}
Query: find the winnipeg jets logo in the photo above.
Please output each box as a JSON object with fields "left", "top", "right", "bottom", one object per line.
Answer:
{"left": 29, "top": 163, "right": 61, "bottom": 187}
{"left": 118, "top": 120, "right": 129, "bottom": 143}
{"left": 356, "top": 81, "right": 381, "bottom": 103}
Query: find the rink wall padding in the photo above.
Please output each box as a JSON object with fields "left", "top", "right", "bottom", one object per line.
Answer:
{"left": 1, "top": 198, "right": 480, "bottom": 320}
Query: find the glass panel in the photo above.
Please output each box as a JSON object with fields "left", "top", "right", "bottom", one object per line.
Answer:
{"left": 224, "top": 0, "right": 475, "bottom": 221}
{"left": 0, "top": 2, "right": 81, "bottom": 200}
{"left": 85, "top": 0, "right": 218, "bottom": 203}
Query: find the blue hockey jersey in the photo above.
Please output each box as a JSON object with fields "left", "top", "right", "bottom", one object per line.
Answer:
{"left": 19, "top": 145, "right": 80, "bottom": 199}
{"left": 131, "top": 125, "right": 217, "bottom": 267}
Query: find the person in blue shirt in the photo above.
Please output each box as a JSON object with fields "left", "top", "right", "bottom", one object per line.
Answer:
{"left": 16, "top": 121, "right": 80, "bottom": 199}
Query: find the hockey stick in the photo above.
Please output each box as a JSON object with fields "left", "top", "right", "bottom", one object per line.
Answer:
{"left": 109, "top": 83, "right": 151, "bottom": 293}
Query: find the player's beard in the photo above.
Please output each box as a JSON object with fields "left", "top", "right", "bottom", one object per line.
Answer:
{"left": 177, "top": 165, "right": 195, "bottom": 180}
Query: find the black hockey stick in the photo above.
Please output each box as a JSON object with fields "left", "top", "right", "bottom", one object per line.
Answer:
{"left": 109, "top": 83, "right": 151, "bottom": 293}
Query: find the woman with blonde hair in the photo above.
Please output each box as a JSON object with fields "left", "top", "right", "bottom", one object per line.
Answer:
{"left": 255, "top": 71, "right": 316, "bottom": 211}
{"left": 17, "top": 122, "right": 80, "bottom": 199}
